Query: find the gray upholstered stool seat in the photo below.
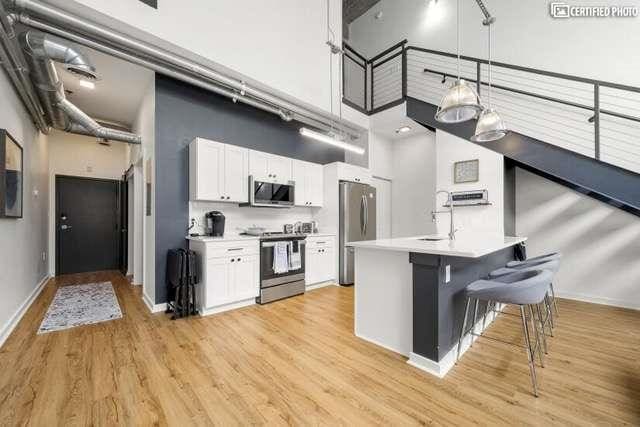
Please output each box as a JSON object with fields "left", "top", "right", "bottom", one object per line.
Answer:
{"left": 506, "top": 252, "right": 561, "bottom": 268}
{"left": 457, "top": 269, "right": 553, "bottom": 397}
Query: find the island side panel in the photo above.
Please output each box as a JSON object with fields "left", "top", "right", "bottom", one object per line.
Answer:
{"left": 410, "top": 246, "right": 516, "bottom": 362}
{"left": 409, "top": 253, "right": 441, "bottom": 361}
{"left": 436, "top": 247, "right": 515, "bottom": 360}
{"left": 354, "top": 248, "right": 413, "bottom": 356}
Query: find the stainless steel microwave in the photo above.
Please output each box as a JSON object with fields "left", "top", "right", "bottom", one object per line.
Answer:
{"left": 247, "top": 176, "right": 295, "bottom": 208}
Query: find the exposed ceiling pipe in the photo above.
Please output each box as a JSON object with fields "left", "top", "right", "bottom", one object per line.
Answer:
{"left": 8, "top": 0, "right": 363, "bottom": 140}
{"left": 19, "top": 29, "right": 141, "bottom": 144}
{"left": 0, "top": 1, "right": 48, "bottom": 131}
{"left": 13, "top": 14, "right": 372, "bottom": 137}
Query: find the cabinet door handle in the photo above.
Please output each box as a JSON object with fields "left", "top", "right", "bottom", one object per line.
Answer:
{"left": 227, "top": 248, "right": 243, "bottom": 251}
{"left": 237, "top": 258, "right": 241, "bottom": 262}
{"left": 226, "top": 196, "right": 230, "bottom": 199}
{"left": 220, "top": 196, "right": 224, "bottom": 199}
{"left": 231, "top": 259, "right": 235, "bottom": 262}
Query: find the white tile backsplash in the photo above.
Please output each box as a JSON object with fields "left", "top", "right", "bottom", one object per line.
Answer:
{"left": 189, "top": 201, "right": 316, "bottom": 235}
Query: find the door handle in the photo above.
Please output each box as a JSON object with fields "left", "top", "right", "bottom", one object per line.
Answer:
{"left": 60, "top": 225, "right": 72, "bottom": 230}
{"left": 360, "top": 195, "right": 366, "bottom": 235}
{"left": 363, "top": 195, "right": 368, "bottom": 236}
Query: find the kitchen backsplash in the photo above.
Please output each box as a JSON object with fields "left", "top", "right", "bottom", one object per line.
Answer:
{"left": 189, "top": 201, "right": 316, "bottom": 235}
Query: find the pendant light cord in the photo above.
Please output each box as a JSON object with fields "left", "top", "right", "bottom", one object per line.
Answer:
{"left": 488, "top": 23, "right": 492, "bottom": 108}
{"left": 456, "top": 0, "right": 461, "bottom": 80}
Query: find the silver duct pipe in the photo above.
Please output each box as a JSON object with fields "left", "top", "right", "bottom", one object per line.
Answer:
{"left": 9, "top": 0, "right": 363, "bottom": 139}
{"left": 15, "top": 14, "right": 368, "bottom": 137}
{"left": 19, "top": 29, "right": 141, "bottom": 144}
{"left": 0, "top": 1, "right": 47, "bottom": 131}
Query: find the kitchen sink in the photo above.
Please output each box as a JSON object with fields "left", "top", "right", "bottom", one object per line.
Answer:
{"left": 418, "top": 236, "right": 449, "bottom": 241}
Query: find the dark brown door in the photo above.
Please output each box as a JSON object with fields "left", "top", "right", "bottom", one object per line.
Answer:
{"left": 56, "top": 175, "right": 121, "bottom": 275}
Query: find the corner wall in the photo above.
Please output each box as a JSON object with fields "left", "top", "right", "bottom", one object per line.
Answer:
{"left": 0, "top": 71, "right": 49, "bottom": 347}
{"left": 516, "top": 168, "right": 640, "bottom": 310}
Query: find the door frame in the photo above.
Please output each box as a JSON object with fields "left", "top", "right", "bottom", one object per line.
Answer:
{"left": 54, "top": 174, "right": 124, "bottom": 276}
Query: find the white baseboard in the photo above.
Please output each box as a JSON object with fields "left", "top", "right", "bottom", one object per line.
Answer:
{"left": 407, "top": 303, "right": 504, "bottom": 378}
{"left": 0, "top": 275, "right": 50, "bottom": 349}
{"left": 305, "top": 281, "right": 337, "bottom": 291}
{"left": 355, "top": 331, "right": 409, "bottom": 356}
{"left": 142, "top": 292, "right": 167, "bottom": 313}
{"left": 200, "top": 298, "right": 255, "bottom": 316}
{"left": 556, "top": 291, "right": 640, "bottom": 311}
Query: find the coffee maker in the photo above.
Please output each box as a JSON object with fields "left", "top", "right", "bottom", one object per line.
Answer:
{"left": 204, "top": 211, "right": 225, "bottom": 237}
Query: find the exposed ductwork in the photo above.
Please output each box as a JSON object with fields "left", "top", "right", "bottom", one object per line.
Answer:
{"left": 19, "top": 30, "right": 141, "bottom": 144}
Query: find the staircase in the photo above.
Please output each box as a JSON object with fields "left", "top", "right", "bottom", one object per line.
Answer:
{"left": 343, "top": 41, "right": 640, "bottom": 217}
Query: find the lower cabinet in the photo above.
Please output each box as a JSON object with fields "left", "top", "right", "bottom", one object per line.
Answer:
{"left": 189, "top": 239, "right": 260, "bottom": 315}
{"left": 305, "top": 236, "right": 336, "bottom": 285}
{"left": 205, "top": 255, "right": 259, "bottom": 308}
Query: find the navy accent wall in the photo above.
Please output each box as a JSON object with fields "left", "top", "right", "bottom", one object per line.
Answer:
{"left": 154, "top": 74, "right": 345, "bottom": 303}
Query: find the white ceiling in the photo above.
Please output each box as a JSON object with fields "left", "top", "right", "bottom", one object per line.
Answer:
{"left": 369, "top": 103, "right": 431, "bottom": 140}
{"left": 57, "top": 43, "right": 154, "bottom": 127}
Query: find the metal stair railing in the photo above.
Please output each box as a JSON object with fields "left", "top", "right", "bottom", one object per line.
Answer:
{"left": 342, "top": 40, "right": 640, "bottom": 175}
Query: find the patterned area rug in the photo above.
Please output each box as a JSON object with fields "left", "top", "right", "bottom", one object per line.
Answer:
{"left": 38, "top": 282, "right": 123, "bottom": 334}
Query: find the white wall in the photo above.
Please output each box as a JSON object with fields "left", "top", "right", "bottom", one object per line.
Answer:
{"left": 131, "top": 78, "right": 156, "bottom": 305}
{"left": 0, "top": 72, "right": 49, "bottom": 347}
{"left": 391, "top": 132, "right": 437, "bottom": 237}
{"left": 348, "top": 0, "right": 640, "bottom": 87}
{"left": 369, "top": 131, "right": 393, "bottom": 180}
{"left": 516, "top": 169, "right": 640, "bottom": 310}
{"left": 435, "top": 131, "right": 504, "bottom": 236}
{"left": 47, "top": 0, "right": 345, "bottom": 115}
{"left": 47, "top": 130, "right": 128, "bottom": 275}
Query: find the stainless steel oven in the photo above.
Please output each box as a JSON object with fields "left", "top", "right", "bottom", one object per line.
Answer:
{"left": 257, "top": 233, "right": 306, "bottom": 304}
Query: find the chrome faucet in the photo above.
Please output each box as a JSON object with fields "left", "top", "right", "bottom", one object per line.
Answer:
{"left": 431, "top": 190, "right": 457, "bottom": 240}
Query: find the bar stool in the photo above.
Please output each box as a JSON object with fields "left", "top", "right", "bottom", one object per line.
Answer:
{"left": 457, "top": 269, "right": 553, "bottom": 397}
{"left": 490, "top": 259, "right": 560, "bottom": 337}
{"left": 507, "top": 252, "right": 561, "bottom": 316}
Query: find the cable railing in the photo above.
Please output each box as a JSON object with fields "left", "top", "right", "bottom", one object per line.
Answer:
{"left": 343, "top": 40, "right": 640, "bottom": 175}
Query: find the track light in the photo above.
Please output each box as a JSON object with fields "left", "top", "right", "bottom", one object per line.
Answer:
{"left": 300, "top": 127, "right": 365, "bottom": 155}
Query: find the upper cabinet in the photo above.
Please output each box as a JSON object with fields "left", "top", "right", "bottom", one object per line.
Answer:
{"left": 292, "top": 160, "right": 324, "bottom": 207}
{"left": 189, "top": 138, "right": 248, "bottom": 203}
{"left": 335, "top": 162, "right": 372, "bottom": 185}
{"left": 249, "top": 150, "right": 292, "bottom": 183}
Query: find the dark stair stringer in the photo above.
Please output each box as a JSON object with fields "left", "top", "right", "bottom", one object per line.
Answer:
{"left": 406, "top": 96, "right": 640, "bottom": 217}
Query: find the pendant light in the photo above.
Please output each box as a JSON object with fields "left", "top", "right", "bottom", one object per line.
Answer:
{"left": 471, "top": 14, "right": 507, "bottom": 142}
{"left": 435, "top": 0, "right": 482, "bottom": 123}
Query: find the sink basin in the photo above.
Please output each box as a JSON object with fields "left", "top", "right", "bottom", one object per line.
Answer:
{"left": 418, "top": 236, "right": 449, "bottom": 241}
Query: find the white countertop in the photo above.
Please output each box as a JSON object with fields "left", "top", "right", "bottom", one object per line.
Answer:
{"left": 186, "top": 232, "right": 335, "bottom": 243}
{"left": 348, "top": 233, "right": 527, "bottom": 258}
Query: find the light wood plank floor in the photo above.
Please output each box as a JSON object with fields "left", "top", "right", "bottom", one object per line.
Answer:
{"left": 0, "top": 271, "right": 638, "bottom": 426}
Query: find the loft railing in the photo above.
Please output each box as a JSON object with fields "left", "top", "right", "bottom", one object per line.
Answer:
{"left": 342, "top": 41, "right": 640, "bottom": 175}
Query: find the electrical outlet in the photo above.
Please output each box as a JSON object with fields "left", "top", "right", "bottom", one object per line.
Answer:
{"left": 42, "top": 252, "right": 46, "bottom": 262}
{"left": 445, "top": 265, "right": 451, "bottom": 283}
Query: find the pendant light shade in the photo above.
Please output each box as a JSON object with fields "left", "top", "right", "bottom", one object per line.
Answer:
{"left": 471, "top": 108, "right": 507, "bottom": 142}
{"left": 435, "top": 79, "right": 483, "bottom": 123}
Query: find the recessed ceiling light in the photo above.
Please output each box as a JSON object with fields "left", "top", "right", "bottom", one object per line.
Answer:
{"left": 79, "top": 79, "right": 95, "bottom": 90}
{"left": 396, "top": 126, "right": 412, "bottom": 134}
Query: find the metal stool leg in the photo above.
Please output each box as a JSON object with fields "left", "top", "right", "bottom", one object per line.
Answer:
{"left": 520, "top": 305, "right": 539, "bottom": 397}
{"left": 544, "top": 293, "right": 555, "bottom": 335}
{"left": 470, "top": 299, "right": 479, "bottom": 347}
{"left": 550, "top": 282, "right": 559, "bottom": 315}
{"left": 528, "top": 305, "right": 545, "bottom": 367}
{"left": 535, "top": 303, "right": 549, "bottom": 355}
{"left": 457, "top": 297, "right": 471, "bottom": 363}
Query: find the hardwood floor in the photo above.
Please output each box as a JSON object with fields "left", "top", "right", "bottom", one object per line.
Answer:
{"left": 0, "top": 271, "right": 638, "bottom": 426}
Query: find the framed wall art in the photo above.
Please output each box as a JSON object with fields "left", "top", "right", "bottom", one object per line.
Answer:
{"left": 453, "top": 159, "right": 479, "bottom": 184}
{"left": 0, "top": 129, "right": 23, "bottom": 218}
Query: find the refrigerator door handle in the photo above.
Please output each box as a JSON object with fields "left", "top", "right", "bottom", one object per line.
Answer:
{"left": 360, "top": 195, "right": 366, "bottom": 236}
{"left": 363, "top": 195, "right": 368, "bottom": 236}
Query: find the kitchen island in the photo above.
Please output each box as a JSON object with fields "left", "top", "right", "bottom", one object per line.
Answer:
{"left": 348, "top": 233, "right": 526, "bottom": 378}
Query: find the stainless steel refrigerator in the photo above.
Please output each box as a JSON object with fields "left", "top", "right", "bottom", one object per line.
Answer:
{"left": 339, "top": 181, "right": 376, "bottom": 285}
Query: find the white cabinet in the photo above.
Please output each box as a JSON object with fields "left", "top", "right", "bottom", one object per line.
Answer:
{"left": 336, "top": 162, "right": 372, "bottom": 184}
{"left": 189, "top": 239, "right": 260, "bottom": 315}
{"left": 249, "top": 150, "right": 292, "bottom": 183}
{"left": 305, "top": 236, "right": 335, "bottom": 285}
{"left": 292, "top": 160, "right": 324, "bottom": 207}
{"left": 189, "top": 138, "right": 248, "bottom": 203}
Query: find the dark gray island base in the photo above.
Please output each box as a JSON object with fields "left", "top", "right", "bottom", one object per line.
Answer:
{"left": 410, "top": 246, "right": 515, "bottom": 363}
{"left": 349, "top": 234, "right": 527, "bottom": 377}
